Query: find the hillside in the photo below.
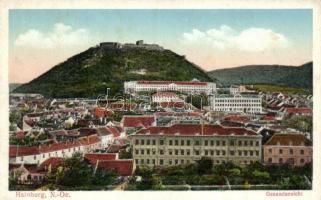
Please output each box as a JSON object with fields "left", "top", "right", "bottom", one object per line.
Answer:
{"left": 9, "top": 83, "right": 22, "bottom": 92}
{"left": 14, "top": 46, "right": 213, "bottom": 98}
{"left": 208, "top": 62, "right": 312, "bottom": 88}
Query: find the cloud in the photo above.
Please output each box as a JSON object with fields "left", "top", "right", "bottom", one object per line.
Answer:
{"left": 14, "top": 23, "right": 92, "bottom": 49}
{"left": 182, "top": 25, "right": 289, "bottom": 52}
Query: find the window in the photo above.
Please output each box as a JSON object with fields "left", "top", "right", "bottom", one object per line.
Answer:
{"left": 205, "top": 140, "right": 208, "bottom": 146}
{"left": 238, "top": 141, "right": 242, "bottom": 146}
{"left": 147, "top": 149, "right": 150, "bottom": 155}
{"left": 135, "top": 139, "right": 139, "bottom": 145}
{"left": 205, "top": 150, "right": 208, "bottom": 155}
{"left": 20, "top": 156, "right": 24, "bottom": 161}
{"left": 152, "top": 159, "right": 155, "bottom": 164}
{"left": 187, "top": 140, "right": 190, "bottom": 146}
{"left": 230, "top": 140, "right": 235, "bottom": 146}
{"left": 222, "top": 150, "right": 226, "bottom": 156}
{"left": 169, "top": 160, "right": 172, "bottom": 165}
{"left": 250, "top": 141, "right": 253, "bottom": 146}
{"left": 216, "top": 150, "right": 220, "bottom": 156}
{"left": 181, "top": 140, "right": 185, "bottom": 145}
{"left": 216, "top": 141, "right": 220, "bottom": 146}
{"left": 222, "top": 141, "right": 226, "bottom": 146}
{"left": 290, "top": 149, "right": 293, "bottom": 154}
{"left": 300, "top": 158, "right": 305, "bottom": 163}
{"left": 195, "top": 140, "right": 200, "bottom": 145}
{"left": 169, "top": 140, "right": 173, "bottom": 145}
{"left": 195, "top": 150, "right": 200, "bottom": 155}
{"left": 300, "top": 149, "right": 304, "bottom": 155}
{"left": 181, "top": 160, "right": 184, "bottom": 164}
{"left": 141, "top": 159, "right": 144, "bottom": 164}
{"left": 256, "top": 151, "right": 259, "bottom": 156}
{"left": 34, "top": 155, "right": 37, "bottom": 160}
{"left": 279, "top": 158, "right": 283, "bottom": 163}
{"left": 244, "top": 141, "right": 248, "bottom": 146}
{"left": 160, "top": 139, "right": 164, "bottom": 145}
{"left": 279, "top": 149, "right": 283, "bottom": 154}
{"left": 268, "top": 149, "right": 272, "bottom": 153}
{"left": 186, "top": 150, "right": 190, "bottom": 155}
{"left": 160, "top": 150, "right": 164, "bottom": 155}
{"left": 135, "top": 150, "right": 139, "bottom": 155}
{"left": 256, "top": 141, "right": 259, "bottom": 146}
{"left": 147, "top": 159, "right": 150, "bottom": 164}
{"left": 147, "top": 139, "right": 150, "bottom": 145}
{"left": 175, "top": 160, "right": 178, "bottom": 165}
{"left": 141, "top": 139, "right": 145, "bottom": 145}
{"left": 152, "top": 140, "right": 156, "bottom": 145}
{"left": 175, "top": 140, "right": 178, "bottom": 145}
{"left": 181, "top": 150, "right": 184, "bottom": 155}
{"left": 268, "top": 158, "right": 272, "bottom": 163}
{"left": 175, "top": 150, "right": 178, "bottom": 155}
{"left": 230, "top": 151, "right": 234, "bottom": 156}
{"left": 211, "top": 140, "right": 214, "bottom": 146}
{"left": 141, "top": 149, "right": 144, "bottom": 155}
{"left": 244, "top": 151, "right": 248, "bottom": 156}
{"left": 238, "top": 150, "right": 242, "bottom": 156}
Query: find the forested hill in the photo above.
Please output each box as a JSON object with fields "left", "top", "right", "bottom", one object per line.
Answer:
{"left": 208, "top": 62, "right": 312, "bottom": 88}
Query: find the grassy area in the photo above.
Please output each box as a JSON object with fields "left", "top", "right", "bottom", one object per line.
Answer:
{"left": 250, "top": 84, "right": 312, "bottom": 95}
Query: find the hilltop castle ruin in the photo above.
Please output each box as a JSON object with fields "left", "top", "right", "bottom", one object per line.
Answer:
{"left": 99, "top": 40, "right": 164, "bottom": 51}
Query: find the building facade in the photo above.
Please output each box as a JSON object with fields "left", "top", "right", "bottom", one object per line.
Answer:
{"left": 129, "top": 124, "right": 261, "bottom": 167}
{"left": 124, "top": 80, "right": 216, "bottom": 94}
{"left": 151, "top": 92, "right": 180, "bottom": 103}
{"left": 210, "top": 94, "right": 262, "bottom": 114}
{"left": 263, "top": 133, "right": 312, "bottom": 166}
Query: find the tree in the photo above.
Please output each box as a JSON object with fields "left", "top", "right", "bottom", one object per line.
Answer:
{"left": 186, "top": 93, "right": 209, "bottom": 109}
{"left": 196, "top": 157, "right": 213, "bottom": 175}
{"left": 50, "top": 153, "right": 93, "bottom": 189}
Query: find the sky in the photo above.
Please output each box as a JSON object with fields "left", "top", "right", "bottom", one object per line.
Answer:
{"left": 9, "top": 9, "right": 312, "bottom": 83}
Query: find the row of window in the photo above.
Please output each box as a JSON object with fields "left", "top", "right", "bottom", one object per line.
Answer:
{"left": 135, "top": 138, "right": 260, "bottom": 147}
{"left": 135, "top": 158, "right": 257, "bottom": 166}
{"left": 134, "top": 148, "right": 260, "bottom": 157}
{"left": 214, "top": 104, "right": 261, "bottom": 107}
{"left": 214, "top": 99, "right": 261, "bottom": 103}
{"left": 267, "top": 157, "right": 307, "bottom": 164}
{"left": 19, "top": 147, "right": 82, "bottom": 161}
{"left": 267, "top": 148, "right": 306, "bottom": 155}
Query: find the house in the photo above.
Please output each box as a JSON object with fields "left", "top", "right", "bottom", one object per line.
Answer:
{"left": 84, "top": 153, "right": 118, "bottom": 165}
{"left": 121, "top": 115, "right": 156, "bottom": 133}
{"left": 285, "top": 107, "right": 312, "bottom": 117}
{"left": 10, "top": 164, "right": 46, "bottom": 183}
{"left": 95, "top": 160, "right": 135, "bottom": 176}
{"left": 40, "top": 157, "right": 64, "bottom": 172}
{"left": 263, "top": 133, "right": 312, "bottom": 166}
{"left": 9, "top": 135, "right": 101, "bottom": 165}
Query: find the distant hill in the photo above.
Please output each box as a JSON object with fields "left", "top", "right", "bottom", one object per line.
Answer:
{"left": 14, "top": 44, "right": 213, "bottom": 98}
{"left": 208, "top": 62, "right": 312, "bottom": 89}
{"left": 9, "top": 83, "right": 22, "bottom": 92}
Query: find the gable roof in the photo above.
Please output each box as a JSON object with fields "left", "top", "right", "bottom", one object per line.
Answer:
{"left": 264, "top": 134, "right": 312, "bottom": 146}
{"left": 40, "top": 157, "right": 64, "bottom": 170}
{"left": 96, "top": 160, "right": 134, "bottom": 176}
{"left": 122, "top": 115, "right": 155, "bottom": 128}
{"left": 84, "top": 153, "right": 117, "bottom": 165}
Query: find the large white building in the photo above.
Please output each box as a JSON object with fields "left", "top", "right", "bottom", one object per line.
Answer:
{"left": 210, "top": 94, "right": 262, "bottom": 114}
{"left": 124, "top": 80, "right": 216, "bottom": 94}
{"left": 151, "top": 92, "right": 180, "bottom": 103}
{"left": 129, "top": 124, "right": 262, "bottom": 167}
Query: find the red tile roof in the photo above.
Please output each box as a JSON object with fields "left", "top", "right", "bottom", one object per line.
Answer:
{"left": 122, "top": 115, "right": 155, "bottom": 128}
{"left": 97, "top": 160, "right": 134, "bottom": 176}
{"left": 9, "top": 146, "right": 40, "bottom": 157}
{"left": 108, "top": 127, "right": 121, "bottom": 137}
{"left": 94, "top": 107, "right": 113, "bottom": 118}
{"left": 286, "top": 108, "right": 312, "bottom": 114}
{"left": 264, "top": 134, "right": 312, "bottom": 146}
{"left": 224, "top": 115, "right": 250, "bottom": 123}
{"left": 84, "top": 153, "right": 117, "bottom": 165}
{"left": 137, "top": 80, "right": 208, "bottom": 86}
{"left": 15, "top": 131, "right": 26, "bottom": 138}
{"left": 40, "top": 157, "right": 64, "bottom": 170}
{"left": 159, "top": 102, "right": 187, "bottom": 108}
{"left": 155, "top": 112, "right": 201, "bottom": 117}
{"left": 135, "top": 124, "right": 258, "bottom": 136}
